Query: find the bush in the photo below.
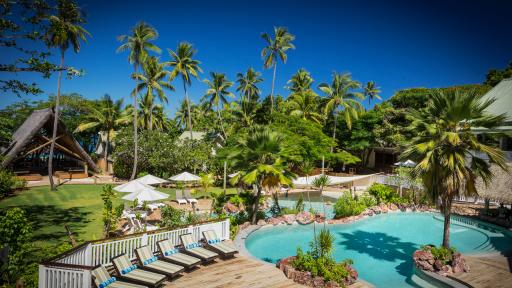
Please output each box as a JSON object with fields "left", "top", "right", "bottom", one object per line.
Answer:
{"left": 367, "top": 183, "right": 397, "bottom": 204}
{"left": 334, "top": 192, "right": 367, "bottom": 218}
{"left": 0, "top": 169, "right": 16, "bottom": 198}
{"left": 358, "top": 193, "right": 377, "bottom": 207}
{"left": 424, "top": 245, "right": 457, "bottom": 264}
{"left": 160, "top": 205, "right": 185, "bottom": 228}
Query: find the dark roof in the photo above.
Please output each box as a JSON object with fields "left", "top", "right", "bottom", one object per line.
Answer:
{"left": 1, "top": 108, "right": 98, "bottom": 172}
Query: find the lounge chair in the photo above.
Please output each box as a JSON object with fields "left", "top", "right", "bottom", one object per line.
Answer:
{"left": 174, "top": 190, "right": 187, "bottom": 205}
{"left": 202, "top": 230, "right": 238, "bottom": 258}
{"left": 179, "top": 233, "right": 218, "bottom": 263}
{"left": 184, "top": 189, "right": 198, "bottom": 204}
{"left": 134, "top": 245, "right": 184, "bottom": 278}
{"left": 111, "top": 254, "right": 166, "bottom": 288}
{"left": 157, "top": 239, "right": 201, "bottom": 269}
{"left": 92, "top": 265, "right": 148, "bottom": 288}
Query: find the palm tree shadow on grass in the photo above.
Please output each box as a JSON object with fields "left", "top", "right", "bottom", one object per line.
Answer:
{"left": 1, "top": 205, "right": 92, "bottom": 243}
{"left": 337, "top": 230, "right": 422, "bottom": 287}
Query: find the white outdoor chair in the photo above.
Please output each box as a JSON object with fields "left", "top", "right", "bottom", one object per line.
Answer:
{"left": 175, "top": 190, "right": 187, "bottom": 205}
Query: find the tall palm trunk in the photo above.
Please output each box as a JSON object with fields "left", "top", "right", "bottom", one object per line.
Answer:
{"left": 442, "top": 196, "right": 452, "bottom": 248}
{"left": 48, "top": 49, "right": 65, "bottom": 191}
{"left": 104, "top": 131, "right": 109, "bottom": 175}
{"left": 331, "top": 109, "right": 338, "bottom": 153}
{"left": 270, "top": 62, "right": 277, "bottom": 113}
{"left": 217, "top": 104, "right": 227, "bottom": 139}
{"left": 184, "top": 81, "right": 193, "bottom": 139}
{"left": 130, "top": 64, "right": 139, "bottom": 180}
{"left": 251, "top": 182, "right": 263, "bottom": 224}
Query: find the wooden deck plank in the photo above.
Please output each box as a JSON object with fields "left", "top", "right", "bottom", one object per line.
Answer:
{"left": 165, "top": 255, "right": 371, "bottom": 288}
{"left": 451, "top": 255, "right": 512, "bottom": 288}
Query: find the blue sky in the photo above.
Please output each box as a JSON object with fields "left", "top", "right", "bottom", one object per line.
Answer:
{"left": 2, "top": 0, "right": 511, "bottom": 116}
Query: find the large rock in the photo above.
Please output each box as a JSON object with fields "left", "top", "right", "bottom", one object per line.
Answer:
{"left": 413, "top": 250, "right": 434, "bottom": 262}
{"left": 363, "top": 208, "right": 375, "bottom": 217}
{"left": 223, "top": 202, "right": 239, "bottom": 213}
{"left": 389, "top": 203, "right": 398, "bottom": 211}
{"left": 297, "top": 211, "right": 315, "bottom": 225}
{"left": 284, "top": 214, "right": 296, "bottom": 225}
{"left": 239, "top": 221, "right": 251, "bottom": 230}
{"left": 257, "top": 219, "right": 267, "bottom": 226}
{"left": 315, "top": 213, "right": 326, "bottom": 223}
{"left": 434, "top": 260, "right": 444, "bottom": 270}
{"left": 268, "top": 217, "right": 285, "bottom": 226}
{"left": 379, "top": 203, "right": 389, "bottom": 213}
{"left": 452, "top": 252, "right": 470, "bottom": 273}
{"left": 371, "top": 206, "right": 382, "bottom": 214}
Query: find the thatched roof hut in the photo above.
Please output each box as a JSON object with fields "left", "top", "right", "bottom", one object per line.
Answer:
{"left": 0, "top": 108, "right": 98, "bottom": 173}
{"left": 476, "top": 164, "right": 512, "bottom": 203}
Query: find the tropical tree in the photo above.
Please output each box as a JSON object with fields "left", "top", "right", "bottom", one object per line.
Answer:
{"left": 236, "top": 68, "right": 263, "bottom": 112}
{"left": 202, "top": 72, "right": 234, "bottom": 138}
{"left": 287, "top": 68, "right": 314, "bottom": 93}
{"left": 122, "top": 96, "right": 171, "bottom": 132}
{"left": 228, "top": 127, "right": 296, "bottom": 224}
{"left": 261, "top": 27, "right": 295, "bottom": 113}
{"left": 286, "top": 90, "right": 323, "bottom": 124}
{"left": 132, "top": 56, "right": 173, "bottom": 130}
{"left": 117, "top": 21, "right": 161, "bottom": 180}
{"left": 45, "top": 0, "right": 90, "bottom": 190}
{"left": 364, "top": 81, "right": 381, "bottom": 106}
{"left": 402, "top": 89, "right": 507, "bottom": 248}
{"left": 74, "top": 95, "right": 124, "bottom": 172}
{"left": 166, "top": 42, "right": 202, "bottom": 138}
{"left": 319, "top": 72, "right": 364, "bottom": 150}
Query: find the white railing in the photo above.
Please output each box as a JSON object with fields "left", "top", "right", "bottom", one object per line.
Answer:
{"left": 39, "top": 219, "right": 230, "bottom": 288}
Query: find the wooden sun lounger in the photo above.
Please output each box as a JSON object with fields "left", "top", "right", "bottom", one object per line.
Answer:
{"left": 92, "top": 265, "right": 148, "bottom": 288}
{"left": 202, "top": 230, "right": 238, "bottom": 258}
{"left": 179, "top": 233, "right": 218, "bottom": 263}
{"left": 111, "top": 254, "right": 166, "bottom": 288}
{"left": 134, "top": 245, "right": 184, "bottom": 278}
{"left": 157, "top": 239, "right": 201, "bottom": 269}
{"left": 174, "top": 189, "right": 187, "bottom": 205}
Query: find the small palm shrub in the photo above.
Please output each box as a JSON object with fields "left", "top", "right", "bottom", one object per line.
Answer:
{"left": 334, "top": 192, "right": 367, "bottom": 218}
{"left": 424, "top": 245, "right": 457, "bottom": 264}
{"left": 367, "top": 183, "right": 398, "bottom": 204}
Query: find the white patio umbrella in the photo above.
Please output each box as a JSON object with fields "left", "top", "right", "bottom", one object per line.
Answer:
{"left": 394, "top": 159, "right": 416, "bottom": 168}
{"left": 122, "top": 188, "right": 169, "bottom": 202}
{"left": 114, "top": 180, "right": 156, "bottom": 193}
{"left": 136, "top": 174, "right": 168, "bottom": 185}
{"left": 169, "top": 171, "right": 201, "bottom": 182}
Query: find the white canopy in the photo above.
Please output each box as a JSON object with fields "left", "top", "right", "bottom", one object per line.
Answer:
{"left": 136, "top": 174, "right": 168, "bottom": 185}
{"left": 169, "top": 171, "right": 201, "bottom": 182}
{"left": 122, "top": 189, "right": 169, "bottom": 202}
{"left": 114, "top": 180, "right": 156, "bottom": 193}
{"left": 394, "top": 159, "right": 416, "bottom": 168}
{"left": 292, "top": 174, "right": 376, "bottom": 186}
{"left": 228, "top": 172, "right": 239, "bottom": 178}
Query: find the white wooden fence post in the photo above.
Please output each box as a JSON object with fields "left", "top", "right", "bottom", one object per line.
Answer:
{"left": 38, "top": 265, "right": 46, "bottom": 288}
{"left": 141, "top": 233, "right": 148, "bottom": 246}
{"left": 84, "top": 243, "right": 93, "bottom": 266}
{"left": 83, "top": 269, "right": 92, "bottom": 288}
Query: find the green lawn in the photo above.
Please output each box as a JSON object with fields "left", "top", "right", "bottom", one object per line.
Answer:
{"left": 0, "top": 184, "right": 236, "bottom": 246}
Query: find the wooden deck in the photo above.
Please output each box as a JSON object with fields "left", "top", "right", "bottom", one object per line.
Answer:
{"left": 451, "top": 254, "right": 512, "bottom": 288}
{"left": 166, "top": 255, "right": 371, "bottom": 288}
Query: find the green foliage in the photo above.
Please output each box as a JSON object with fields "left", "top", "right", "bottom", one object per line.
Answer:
{"left": 100, "top": 185, "right": 120, "bottom": 237}
{"left": 423, "top": 245, "right": 457, "bottom": 265}
{"left": 210, "top": 191, "right": 228, "bottom": 214}
{"left": 333, "top": 192, "right": 367, "bottom": 218}
{"left": 367, "top": 183, "right": 398, "bottom": 204}
{"left": 160, "top": 205, "right": 185, "bottom": 228}
{"left": 358, "top": 193, "right": 377, "bottom": 207}
{"left": 228, "top": 195, "right": 243, "bottom": 206}
{"left": 484, "top": 62, "right": 512, "bottom": 87}
{"left": 295, "top": 193, "right": 305, "bottom": 212}
{"left": 292, "top": 229, "right": 354, "bottom": 286}
{"left": 0, "top": 170, "right": 16, "bottom": 198}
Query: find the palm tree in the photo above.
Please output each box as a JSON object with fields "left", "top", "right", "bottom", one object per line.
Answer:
{"left": 236, "top": 68, "right": 263, "bottom": 114}
{"left": 228, "top": 127, "right": 296, "bottom": 224}
{"left": 45, "top": 0, "right": 90, "bottom": 190}
{"left": 75, "top": 95, "right": 124, "bottom": 174}
{"left": 122, "top": 96, "right": 171, "bottom": 131}
{"left": 403, "top": 89, "right": 507, "bottom": 248}
{"left": 261, "top": 27, "right": 295, "bottom": 113}
{"left": 202, "top": 72, "right": 234, "bottom": 138}
{"left": 287, "top": 68, "right": 313, "bottom": 93}
{"left": 166, "top": 42, "right": 202, "bottom": 138}
{"left": 132, "top": 56, "right": 173, "bottom": 130}
{"left": 286, "top": 90, "right": 324, "bottom": 124}
{"left": 364, "top": 81, "right": 381, "bottom": 107}
{"left": 117, "top": 21, "right": 160, "bottom": 180}
{"left": 319, "top": 72, "right": 364, "bottom": 150}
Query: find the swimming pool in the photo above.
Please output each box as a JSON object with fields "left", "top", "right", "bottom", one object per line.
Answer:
{"left": 245, "top": 212, "right": 512, "bottom": 287}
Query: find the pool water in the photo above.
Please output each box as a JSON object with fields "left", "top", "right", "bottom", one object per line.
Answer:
{"left": 271, "top": 192, "right": 337, "bottom": 219}
{"left": 245, "top": 212, "right": 512, "bottom": 287}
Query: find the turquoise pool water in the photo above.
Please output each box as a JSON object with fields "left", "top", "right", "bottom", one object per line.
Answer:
{"left": 245, "top": 212, "right": 512, "bottom": 287}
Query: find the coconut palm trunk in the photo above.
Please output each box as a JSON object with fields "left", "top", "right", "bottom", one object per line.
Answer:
{"left": 130, "top": 64, "right": 139, "bottom": 180}
{"left": 331, "top": 110, "right": 338, "bottom": 153}
{"left": 251, "top": 182, "right": 263, "bottom": 224}
{"left": 104, "top": 132, "right": 109, "bottom": 174}
{"left": 183, "top": 81, "right": 193, "bottom": 139}
{"left": 217, "top": 104, "right": 227, "bottom": 139}
{"left": 442, "top": 195, "right": 452, "bottom": 248}
{"left": 270, "top": 62, "right": 277, "bottom": 113}
{"left": 48, "top": 49, "right": 65, "bottom": 191}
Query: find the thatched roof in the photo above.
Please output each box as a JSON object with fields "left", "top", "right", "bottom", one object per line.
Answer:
{"left": 1, "top": 108, "right": 98, "bottom": 172}
{"left": 476, "top": 164, "right": 512, "bottom": 203}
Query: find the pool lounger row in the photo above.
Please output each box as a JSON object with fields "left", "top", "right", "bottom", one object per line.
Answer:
{"left": 91, "top": 230, "right": 238, "bottom": 288}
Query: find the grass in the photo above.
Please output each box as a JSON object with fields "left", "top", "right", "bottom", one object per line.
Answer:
{"left": 0, "top": 184, "right": 237, "bottom": 247}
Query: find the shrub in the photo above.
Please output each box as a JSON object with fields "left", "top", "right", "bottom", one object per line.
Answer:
{"left": 0, "top": 169, "right": 16, "bottom": 198}
{"left": 229, "top": 194, "right": 243, "bottom": 206}
{"left": 424, "top": 245, "right": 456, "bottom": 264}
{"left": 160, "top": 205, "right": 185, "bottom": 228}
{"left": 367, "top": 183, "right": 397, "bottom": 204}
{"left": 334, "top": 192, "right": 367, "bottom": 218}
{"left": 358, "top": 193, "right": 377, "bottom": 207}
{"left": 281, "top": 207, "right": 299, "bottom": 215}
